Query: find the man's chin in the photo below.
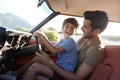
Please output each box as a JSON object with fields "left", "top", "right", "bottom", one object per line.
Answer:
{"left": 83, "top": 36, "right": 89, "bottom": 39}
{"left": 66, "top": 33, "right": 72, "bottom": 36}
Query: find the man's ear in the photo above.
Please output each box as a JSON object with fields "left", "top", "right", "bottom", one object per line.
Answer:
{"left": 94, "top": 29, "right": 101, "bottom": 35}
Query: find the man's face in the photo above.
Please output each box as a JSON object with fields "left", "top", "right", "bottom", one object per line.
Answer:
{"left": 81, "top": 20, "right": 94, "bottom": 39}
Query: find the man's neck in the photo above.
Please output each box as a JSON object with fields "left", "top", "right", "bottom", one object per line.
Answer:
{"left": 86, "top": 36, "right": 100, "bottom": 46}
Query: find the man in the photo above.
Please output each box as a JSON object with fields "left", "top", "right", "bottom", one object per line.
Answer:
{"left": 27, "top": 10, "right": 108, "bottom": 80}
{"left": 0, "top": 10, "right": 109, "bottom": 80}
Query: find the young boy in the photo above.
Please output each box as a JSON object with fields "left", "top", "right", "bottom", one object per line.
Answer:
{"left": 33, "top": 17, "right": 79, "bottom": 71}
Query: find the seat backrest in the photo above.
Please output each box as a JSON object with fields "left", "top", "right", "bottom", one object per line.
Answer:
{"left": 89, "top": 45, "right": 120, "bottom": 80}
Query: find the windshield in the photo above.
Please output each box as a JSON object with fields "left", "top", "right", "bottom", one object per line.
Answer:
{"left": 0, "top": 0, "right": 120, "bottom": 45}
{"left": 0, "top": 0, "right": 52, "bottom": 32}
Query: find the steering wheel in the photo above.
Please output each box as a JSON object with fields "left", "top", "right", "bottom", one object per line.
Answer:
{"left": 35, "top": 37, "right": 40, "bottom": 53}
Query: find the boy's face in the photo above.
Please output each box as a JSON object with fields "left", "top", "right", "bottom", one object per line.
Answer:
{"left": 62, "top": 23, "right": 76, "bottom": 38}
{"left": 81, "top": 20, "right": 94, "bottom": 39}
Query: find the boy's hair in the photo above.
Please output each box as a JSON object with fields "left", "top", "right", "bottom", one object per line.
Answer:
{"left": 62, "top": 18, "right": 79, "bottom": 28}
{"left": 83, "top": 10, "right": 108, "bottom": 32}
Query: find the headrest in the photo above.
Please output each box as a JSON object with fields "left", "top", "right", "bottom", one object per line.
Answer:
{"left": 105, "top": 45, "right": 120, "bottom": 59}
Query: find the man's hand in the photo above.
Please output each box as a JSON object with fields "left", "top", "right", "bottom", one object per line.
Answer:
{"left": 35, "top": 50, "right": 54, "bottom": 67}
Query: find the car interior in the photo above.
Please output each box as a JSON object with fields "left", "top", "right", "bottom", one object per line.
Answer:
{"left": 0, "top": 0, "right": 120, "bottom": 80}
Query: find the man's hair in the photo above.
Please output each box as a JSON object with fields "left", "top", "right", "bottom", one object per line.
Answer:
{"left": 83, "top": 10, "right": 108, "bottom": 32}
{"left": 62, "top": 18, "right": 79, "bottom": 28}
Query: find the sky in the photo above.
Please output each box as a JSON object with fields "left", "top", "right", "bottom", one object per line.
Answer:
{"left": 0, "top": 0, "right": 49, "bottom": 25}
{"left": 102, "top": 22, "right": 120, "bottom": 36}
{"left": 0, "top": 0, "right": 120, "bottom": 36}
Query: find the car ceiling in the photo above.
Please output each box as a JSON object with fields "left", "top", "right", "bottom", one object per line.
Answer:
{"left": 46, "top": 0, "right": 120, "bottom": 23}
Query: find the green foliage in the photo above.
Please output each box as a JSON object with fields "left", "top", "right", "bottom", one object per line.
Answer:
{"left": 43, "top": 30, "right": 59, "bottom": 42}
{"left": 15, "top": 26, "right": 29, "bottom": 32}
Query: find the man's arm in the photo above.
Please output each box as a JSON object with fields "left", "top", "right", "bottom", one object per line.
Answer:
{"left": 49, "top": 61, "right": 94, "bottom": 80}
{"left": 75, "top": 63, "right": 94, "bottom": 80}
{"left": 36, "top": 51, "right": 95, "bottom": 80}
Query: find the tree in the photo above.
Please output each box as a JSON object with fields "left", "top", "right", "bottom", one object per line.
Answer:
{"left": 43, "top": 30, "right": 59, "bottom": 42}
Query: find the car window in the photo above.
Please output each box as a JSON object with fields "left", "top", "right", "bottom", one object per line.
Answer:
{"left": 0, "top": 0, "right": 52, "bottom": 32}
